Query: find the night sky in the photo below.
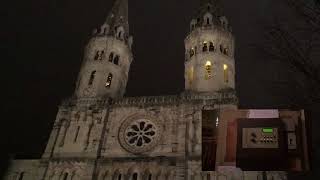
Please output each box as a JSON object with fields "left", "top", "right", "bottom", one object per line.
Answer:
{"left": 2, "top": 0, "right": 318, "bottom": 177}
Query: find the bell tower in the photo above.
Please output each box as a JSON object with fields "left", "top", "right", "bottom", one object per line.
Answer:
{"left": 75, "top": 0, "right": 133, "bottom": 99}
{"left": 184, "top": 0, "right": 235, "bottom": 93}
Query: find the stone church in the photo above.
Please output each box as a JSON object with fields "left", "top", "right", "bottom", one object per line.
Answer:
{"left": 5, "top": 0, "right": 310, "bottom": 179}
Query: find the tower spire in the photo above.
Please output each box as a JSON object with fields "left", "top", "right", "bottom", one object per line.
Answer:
{"left": 106, "top": 0, "right": 129, "bottom": 36}
{"left": 198, "top": 0, "right": 222, "bottom": 17}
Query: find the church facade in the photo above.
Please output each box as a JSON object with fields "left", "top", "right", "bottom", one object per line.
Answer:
{"left": 5, "top": 0, "right": 310, "bottom": 180}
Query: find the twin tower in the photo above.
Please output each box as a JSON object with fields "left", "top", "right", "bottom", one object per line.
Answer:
{"left": 75, "top": 0, "right": 235, "bottom": 100}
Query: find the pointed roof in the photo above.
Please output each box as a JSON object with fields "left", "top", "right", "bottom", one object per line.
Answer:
{"left": 106, "top": 0, "right": 129, "bottom": 35}
{"left": 192, "top": 0, "right": 225, "bottom": 27}
{"left": 198, "top": 0, "right": 223, "bottom": 17}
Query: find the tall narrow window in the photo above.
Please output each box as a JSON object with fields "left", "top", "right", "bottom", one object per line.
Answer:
{"left": 63, "top": 173, "right": 68, "bottom": 180}
{"left": 223, "top": 48, "right": 228, "bottom": 55}
{"left": 99, "top": 51, "right": 105, "bottom": 60}
{"left": 114, "top": 55, "right": 119, "bottom": 65}
{"left": 191, "top": 24, "right": 195, "bottom": 30}
{"left": 223, "top": 64, "right": 229, "bottom": 83}
{"left": 88, "top": 71, "right": 96, "bottom": 85}
{"left": 220, "top": 45, "right": 223, "bottom": 53}
{"left": 188, "top": 66, "right": 194, "bottom": 85}
{"left": 207, "top": 18, "right": 210, "bottom": 25}
{"left": 209, "top": 42, "right": 214, "bottom": 52}
{"left": 118, "top": 174, "right": 122, "bottom": 180}
{"left": 132, "top": 173, "right": 138, "bottom": 180}
{"left": 18, "top": 172, "right": 24, "bottom": 180}
{"left": 203, "top": 42, "right": 208, "bottom": 52}
{"left": 190, "top": 48, "right": 195, "bottom": 57}
{"left": 148, "top": 174, "right": 152, "bottom": 180}
{"left": 94, "top": 51, "right": 100, "bottom": 60}
{"left": 118, "top": 31, "right": 122, "bottom": 39}
{"left": 205, "top": 61, "right": 212, "bottom": 79}
{"left": 106, "top": 73, "right": 113, "bottom": 88}
{"left": 109, "top": 52, "right": 114, "bottom": 62}
{"left": 74, "top": 126, "right": 80, "bottom": 143}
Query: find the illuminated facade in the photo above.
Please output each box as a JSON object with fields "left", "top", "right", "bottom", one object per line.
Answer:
{"left": 5, "top": 0, "right": 309, "bottom": 180}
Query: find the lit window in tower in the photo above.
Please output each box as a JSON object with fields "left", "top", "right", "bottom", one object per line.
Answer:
{"left": 190, "top": 48, "right": 195, "bottom": 57}
{"left": 203, "top": 41, "right": 208, "bottom": 52}
{"left": 106, "top": 73, "right": 113, "bottom": 88}
{"left": 216, "top": 117, "right": 219, "bottom": 127}
{"left": 223, "top": 64, "right": 229, "bottom": 83}
{"left": 205, "top": 61, "right": 212, "bottom": 79}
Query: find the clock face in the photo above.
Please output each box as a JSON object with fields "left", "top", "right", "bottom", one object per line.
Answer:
{"left": 118, "top": 115, "right": 162, "bottom": 154}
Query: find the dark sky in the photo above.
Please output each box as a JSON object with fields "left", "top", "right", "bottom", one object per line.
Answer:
{"left": 2, "top": 0, "right": 315, "bottom": 175}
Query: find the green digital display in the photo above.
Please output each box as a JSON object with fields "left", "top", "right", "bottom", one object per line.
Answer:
{"left": 262, "top": 128, "right": 273, "bottom": 133}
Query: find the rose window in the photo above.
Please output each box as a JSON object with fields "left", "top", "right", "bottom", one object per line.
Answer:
{"left": 125, "top": 120, "right": 156, "bottom": 147}
{"left": 119, "top": 116, "right": 162, "bottom": 154}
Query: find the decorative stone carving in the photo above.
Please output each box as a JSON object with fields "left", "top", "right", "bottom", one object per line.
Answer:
{"left": 118, "top": 114, "right": 163, "bottom": 154}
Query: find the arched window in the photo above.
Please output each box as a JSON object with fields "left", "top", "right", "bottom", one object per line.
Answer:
{"left": 204, "top": 12, "right": 212, "bottom": 25}
{"left": 106, "top": 73, "right": 113, "bottom": 88}
{"left": 148, "top": 174, "right": 152, "bottom": 180}
{"left": 114, "top": 55, "right": 119, "bottom": 65}
{"left": 118, "top": 31, "right": 122, "bottom": 38}
{"left": 223, "top": 64, "right": 229, "bottom": 83}
{"left": 191, "top": 24, "right": 195, "bottom": 30}
{"left": 109, "top": 52, "right": 114, "bottom": 62}
{"left": 223, "top": 48, "right": 228, "bottom": 55}
{"left": 118, "top": 174, "right": 122, "bottom": 180}
{"left": 63, "top": 173, "right": 68, "bottom": 180}
{"left": 94, "top": 51, "right": 100, "bottom": 60}
{"left": 18, "top": 172, "right": 24, "bottom": 180}
{"left": 190, "top": 19, "right": 197, "bottom": 31}
{"left": 209, "top": 42, "right": 214, "bottom": 52}
{"left": 132, "top": 173, "right": 138, "bottom": 180}
{"left": 190, "top": 48, "right": 195, "bottom": 57}
{"left": 203, "top": 42, "right": 208, "bottom": 52}
{"left": 116, "top": 26, "right": 125, "bottom": 40}
{"left": 220, "top": 45, "right": 223, "bottom": 53}
{"left": 205, "top": 61, "right": 212, "bottom": 79}
{"left": 88, "top": 71, "right": 96, "bottom": 85}
{"left": 99, "top": 51, "right": 104, "bottom": 60}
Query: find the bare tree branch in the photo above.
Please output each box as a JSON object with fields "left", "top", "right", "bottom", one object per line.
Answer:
{"left": 257, "top": 0, "right": 320, "bottom": 106}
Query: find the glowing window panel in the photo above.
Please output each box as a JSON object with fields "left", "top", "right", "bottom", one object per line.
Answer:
{"left": 205, "top": 61, "right": 212, "bottom": 79}
{"left": 223, "top": 64, "right": 228, "bottom": 70}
